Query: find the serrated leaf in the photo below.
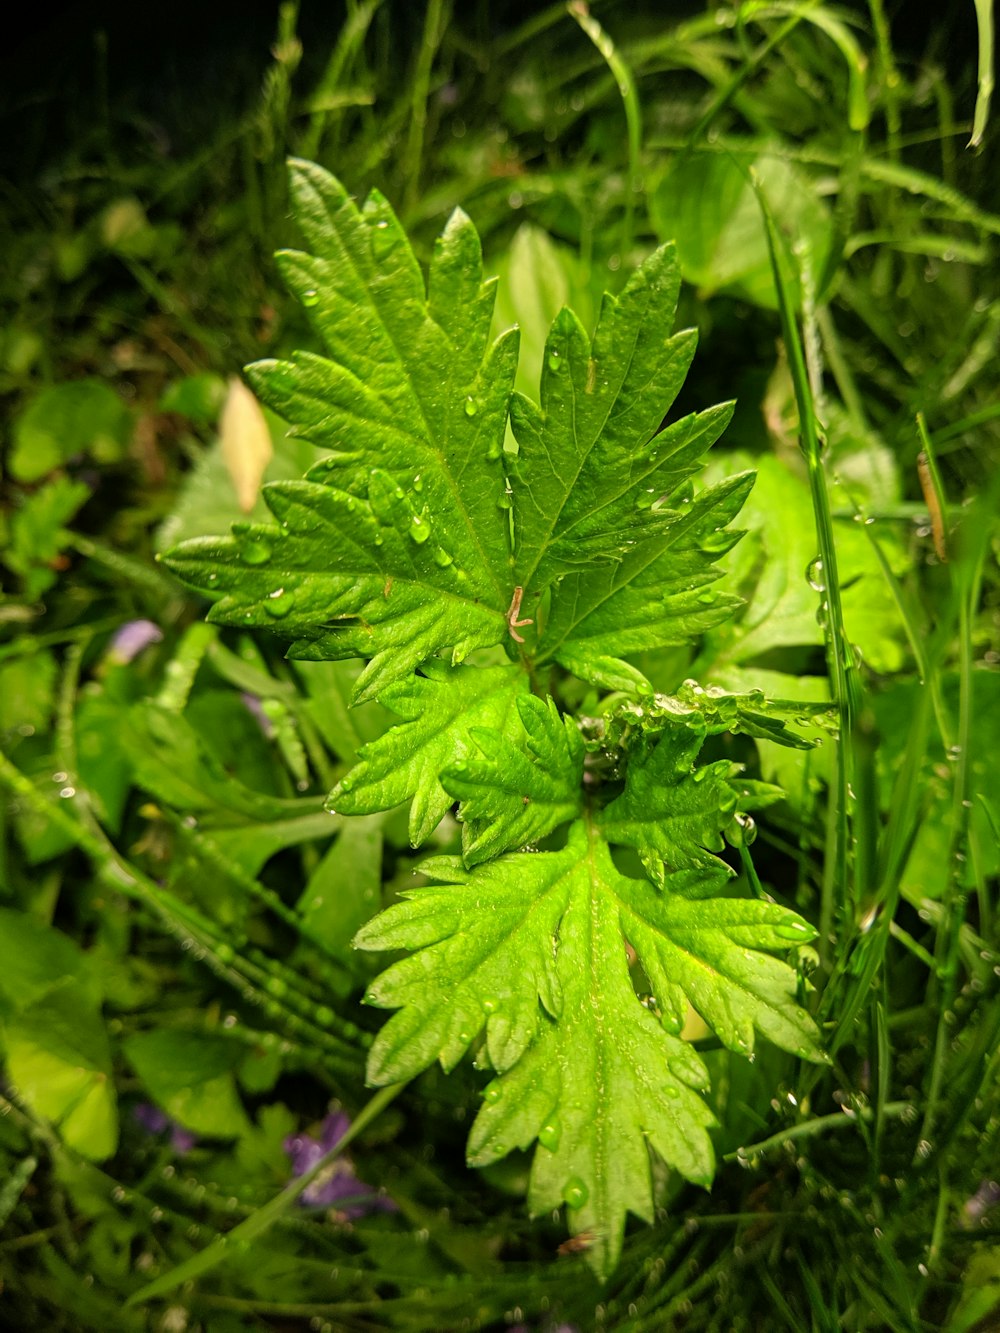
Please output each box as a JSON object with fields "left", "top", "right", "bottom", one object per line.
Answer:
{"left": 442, "top": 694, "right": 584, "bottom": 864}
{"left": 509, "top": 246, "right": 734, "bottom": 590}
{"left": 598, "top": 730, "right": 739, "bottom": 886}
{"left": 616, "top": 876, "right": 825, "bottom": 1059}
{"left": 164, "top": 161, "right": 522, "bottom": 700}
{"left": 162, "top": 474, "right": 512, "bottom": 703}
{"left": 329, "top": 662, "right": 528, "bottom": 845}
{"left": 538, "top": 468, "right": 751, "bottom": 683}
{"left": 355, "top": 820, "right": 821, "bottom": 1277}
{"left": 165, "top": 165, "right": 748, "bottom": 714}
{"left": 606, "top": 679, "right": 832, "bottom": 754}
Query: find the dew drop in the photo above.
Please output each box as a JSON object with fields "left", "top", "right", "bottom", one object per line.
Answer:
{"left": 547, "top": 349, "right": 562, "bottom": 373}
{"left": 371, "top": 219, "right": 398, "bottom": 260}
{"left": 409, "top": 515, "right": 431, "bottom": 544}
{"left": 239, "top": 536, "right": 273, "bottom": 566}
{"left": 806, "top": 557, "right": 826, "bottom": 592}
{"left": 433, "top": 546, "right": 454, "bottom": 567}
{"left": 697, "top": 591, "right": 715, "bottom": 605}
{"left": 485, "top": 1084, "right": 502, "bottom": 1104}
{"left": 264, "top": 587, "right": 295, "bottom": 618}
{"left": 412, "top": 474, "right": 423, "bottom": 493}
{"left": 301, "top": 289, "right": 320, "bottom": 308}
{"left": 563, "top": 1177, "right": 589, "bottom": 1209}
{"left": 464, "top": 396, "right": 478, "bottom": 417}
{"left": 539, "top": 1121, "right": 561, "bottom": 1150}
{"left": 775, "top": 921, "right": 811, "bottom": 941}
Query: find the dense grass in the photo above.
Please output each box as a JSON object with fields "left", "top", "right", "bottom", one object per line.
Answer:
{"left": 1, "top": 3, "right": 998, "bottom": 1329}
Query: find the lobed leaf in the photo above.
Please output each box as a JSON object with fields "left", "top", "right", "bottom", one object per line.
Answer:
{"left": 355, "top": 821, "right": 822, "bottom": 1278}
{"left": 442, "top": 694, "right": 585, "bottom": 864}
{"left": 328, "top": 662, "right": 527, "bottom": 846}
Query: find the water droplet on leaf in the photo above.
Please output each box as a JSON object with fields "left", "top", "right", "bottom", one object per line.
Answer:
{"left": 301, "top": 289, "right": 319, "bottom": 307}
{"left": 371, "top": 219, "right": 398, "bottom": 260}
{"left": 409, "top": 514, "right": 431, "bottom": 544}
{"left": 806, "top": 557, "right": 826, "bottom": 592}
{"left": 464, "top": 396, "right": 478, "bottom": 417}
{"left": 239, "top": 536, "right": 273, "bottom": 565}
{"left": 775, "top": 921, "right": 811, "bottom": 941}
{"left": 563, "top": 1177, "right": 589, "bottom": 1209}
{"left": 539, "top": 1121, "right": 561, "bottom": 1150}
{"left": 264, "top": 587, "right": 295, "bottom": 618}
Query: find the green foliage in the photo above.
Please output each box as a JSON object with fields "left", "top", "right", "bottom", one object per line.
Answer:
{"left": 357, "top": 820, "right": 821, "bottom": 1277}
{"left": 1, "top": 3, "right": 998, "bottom": 1328}
{"left": 9, "top": 380, "right": 131, "bottom": 482}
{"left": 164, "top": 161, "right": 824, "bottom": 1275}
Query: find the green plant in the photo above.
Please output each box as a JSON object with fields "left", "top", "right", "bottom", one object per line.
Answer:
{"left": 163, "top": 159, "right": 830, "bottom": 1277}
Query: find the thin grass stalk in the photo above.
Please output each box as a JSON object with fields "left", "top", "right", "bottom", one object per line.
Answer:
{"left": 754, "top": 176, "right": 858, "bottom": 966}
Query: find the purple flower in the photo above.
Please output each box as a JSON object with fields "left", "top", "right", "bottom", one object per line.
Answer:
{"left": 963, "top": 1179, "right": 1000, "bottom": 1226}
{"left": 109, "top": 620, "right": 162, "bottom": 663}
{"left": 283, "top": 1110, "right": 395, "bottom": 1217}
{"left": 241, "top": 692, "right": 275, "bottom": 737}
{"left": 134, "top": 1102, "right": 197, "bottom": 1154}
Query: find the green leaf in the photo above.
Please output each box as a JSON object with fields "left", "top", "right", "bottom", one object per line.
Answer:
{"left": 707, "top": 454, "right": 905, "bottom": 673}
{"left": 598, "top": 730, "right": 739, "bottom": 886}
{"left": 329, "top": 661, "right": 527, "bottom": 846}
{"left": 536, "top": 469, "right": 751, "bottom": 685}
{"left": 509, "top": 244, "right": 732, "bottom": 590}
{"left": 122, "top": 701, "right": 325, "bottom": 822}
{"left": 296, "top": 813, "right": 386, "bottom": 971}
{"left": 355, "top": 820, "right": 821, "bottom": 1277}
{"left": 123, "top": 1031, "right": 250, "bottom": 1139}
{"left": 164, "top": 163, "right": 747, "bottom": 708}
{"left": 441, "top": 694, "right": 584, "bottom": 865}
{"left": 2, "top": 988, "right": 118, "bottom": 1161}
{"left": 0, "top": 911, "right": 117, "bottom": 1161}
{"left": 649, "top": 149, "right": 833, "bottom": 308}
{"left": 10, "top": 379, "right": 131, "bottom": 482}
{"left": 164, "top": 160, "right": 520, "bottom": 701}
{"left": 2, "top": 475, "right": 91, "bottom": 599}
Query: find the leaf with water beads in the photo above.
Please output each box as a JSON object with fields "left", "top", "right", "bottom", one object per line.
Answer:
{"left": 597, "top": 728, "right": 740, "bottom": 887}
{"left": 163, "top": 477, "right": 511, "bottom": 703}
{"left": 355, "top": 819, "right": 821, "bottom": 1278}
{"left": 441, "top": 694, "right": 585, "bottom": 865}
{"left": 164, "top": 160, "right": 520, "bottom": 699}
{"left": 328, "top": 662, "right": 528, "bottom": 845}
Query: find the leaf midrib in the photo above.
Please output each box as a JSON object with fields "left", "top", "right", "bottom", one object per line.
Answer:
{"left": 321, "top": 213, "right": 511, "bottom": 609}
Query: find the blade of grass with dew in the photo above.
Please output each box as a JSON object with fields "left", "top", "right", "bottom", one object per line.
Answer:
{"left": 971, "top": 0, "right": 995, "bottom": 148}
{"left": 752, "top": 168, "right": 858, "bottom": 963}
{"left": 568, "top": 2, "right": 642, "bottom": 259}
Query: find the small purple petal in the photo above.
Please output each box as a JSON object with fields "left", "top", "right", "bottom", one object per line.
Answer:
{"left": 109, "top": 620, "right": 163, "bottom": 663}
{"left": 170, "top": 1125, "right": 198, "bottom": 1154}
{"left": 318, "top": 1111, "right": 351, "bottom": 1152}
{"left": 283, "top": 1111, "right": 396, "bottom": 1218}
{"left": 241, "top": 692, "right": 275, "bottom": 737}
{"left": 134, "top": 1103, "right": 169, "bottom": 1134}
{"left": 963, "top": 1179, "right": 1000, "bottom": 1224}
{"left": 134, "top": 1102, "right": 197, "bottom": 1155}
